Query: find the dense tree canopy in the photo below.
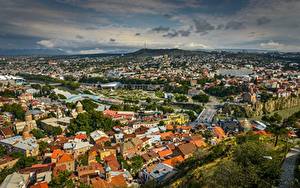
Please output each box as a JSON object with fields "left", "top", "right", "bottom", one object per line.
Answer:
{"left": 206, "top": 141, "right": 281, "bottom": 187}
{"left": 1, "top": 103, "right": 25, "bottom": 120}
{"left": 81, "top": 99, "right": 98, "bottom": 112}
{"left": 49, "top": 170, "right": 75, "bottom": 188}
{"left": 68, "top": 110, "right": 120, "bottom": 135}
{"left": 206, "top": 86, "right": 242, "bottom": 97}
{"left": 192, "top": 93, "right": 210, "bottom": 103}
{"left": 31, "top": 129, "right": 45, "bottom": 139}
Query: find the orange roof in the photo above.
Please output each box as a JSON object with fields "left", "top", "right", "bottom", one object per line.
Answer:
{"left": 163, "top": 155, "right": 184, "bottom": 167}
{"left": 30, "top": 182, "right": 48, "bottom": 188}
{"left": 89, "top": 149, "right": 98, "bottom": 158}
{"left": 158, "top": 149, "right": 173, "bottom": 158}
{"left": 166, "top": 124, "right": 174, "bottom": 130}
{"left": 213, "top": 127, "right": 226, "bottom": 139}
{"left": 96, "top": 137, "right": 110, "bottom": 144}
{"left": 178, "top": 125, "right": 192, "bottom": 130}
{"left": 75, "top": 133, "right": 87, "bottom": 140}
{"left": 91, "top": 177, "right": 110, "bottom": 188}
{"left": 160, "top": 131, "right": 174, "bottom": 140}
{"left": 104, "top": 154, "right": 120, "bottom": 171}
{"left": 51, "top": 149, "right": 64, "bottom": 159}
{"left": 110, "top": 174, "right": 127, "bottom": 188}
{"left": 57, "top": 153, "right": 74, "bottom": 164}
{"left": 91, "top": 175, "right": 127, "bottom": 188}
{"left": 254, "top": 130, "right": 271, "bottom": 136}
{"left": 191, "top": 139, "right": 206, "bottom": 148}
{"left": 31, "top": 163, "right": 52, "bottom": 168}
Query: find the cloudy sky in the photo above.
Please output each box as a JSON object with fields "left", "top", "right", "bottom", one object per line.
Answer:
{"left": 1, "top": 0, "right": 300, "bottom": 54}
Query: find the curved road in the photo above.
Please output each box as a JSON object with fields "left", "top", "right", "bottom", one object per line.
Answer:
{"left": 279, "top": 146, "right": 300, "bottom": 188}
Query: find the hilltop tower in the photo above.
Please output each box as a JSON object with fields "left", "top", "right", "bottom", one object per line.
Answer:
{"left": 76, "top": 101, "right": 83, "bottom": 113}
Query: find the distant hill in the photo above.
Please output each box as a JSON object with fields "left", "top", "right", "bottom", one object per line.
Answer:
{"left": 125, "top": 48, "right": 208, "bottom": 57}
{"left": 1, "top": 47, "right": 298, "bottom": 57}
{"left": 0, "top": 48, "right": 66, "bottom": 56}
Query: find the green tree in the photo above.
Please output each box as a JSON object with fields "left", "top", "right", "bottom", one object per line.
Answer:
{"left": 206, "top": 141, "right": 281, "bottom": 188}
{"left": 78, "top": 153, "right": 88, "bottom": 166}
{"left": 202, "top": 130, "right": 214, "bottom": 141}
{"left": 81, "top": 99, "right": 98, "bottom": 112}
{"left": 49, "top": 93, "right": 59, "bottom": 100}
{"left": 15, "top": 156, "right": 38, "bottom": 169}
{"left": 49, "top": 170, "right": 75, "bottom": 188}
{"left": 155, "top": 91, "right": 164, "bottom": 98}
{"left": 0, "top": 145, "right": 6, "bottom": 157}
{"left": 185, "top": 110, "right": 197, "bottom": 121}
{"left": 2, "top": 103, "right": 25, "bottom": 120}
{"left": 39, "top": 141, "right": 49, "bottom": 154}
{"left": 31, "top": 84, "right": 41, "bottom": 90}
{"left": 129, "top": 156, "right": 144, "bottom": 175}
{"left": 68, "top": 111, "right": 120, "bottom": 135}
{"left": 31, "top": 129, "right": 45, "bottom": 139}
{"left": 175, "top": 94, "right": 188, "bottom": 102}
{"left": 57, "top": 94, "right": 67, "bottom": 99}
{"left": 40, "top": 124, "right": 62, "bottom": 136}
{"left": 267, "top": 123, "right": 288, "bottom": 147}
{"left": 192, "top": 94, "right": 210, "bottom": 103}
{"left": 158, "top": 120, "right": 165, "bottom": 126}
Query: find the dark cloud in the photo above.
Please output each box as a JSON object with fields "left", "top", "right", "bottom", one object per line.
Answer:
{"left": 110, "top": 38, "right": 116, "bottom": 42}
{"left": 162, "top": 28, "right": 192, "bottom": 38}
{"left": 193, "top": 18, "right": 215, "bottom": 34}
{"left": 151, "top": 26, "right": 170, "bottom": 33}
{"left": 256, "top": 16, "right": 271, "bottom": 26}
{"left": 216, "top": 24, "right": 224, "bottom": 30}
{"left": 163, "top": 14, "right": 173, "bottom": 19}
{"left": 178, "top": 29, "right": 191, "bottom": 37}
{"left": 163, "top": 31, "right": 179, "bottom": 38}
{"left": 76, "top": 35, "right": 84, "bottom": 39}
{"left": 225, "top": 21, "right": 246, "bottom": 30}
{"left": 135, "top": 33, "right": 141, "bottom": 36}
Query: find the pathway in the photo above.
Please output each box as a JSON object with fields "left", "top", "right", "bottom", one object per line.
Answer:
{"left": 278, "top": 146, "right": 300, "bottom": 188}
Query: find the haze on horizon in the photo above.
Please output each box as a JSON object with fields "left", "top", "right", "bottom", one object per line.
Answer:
{"left": 1, "top": 0, "right": 300, "bottom": 55}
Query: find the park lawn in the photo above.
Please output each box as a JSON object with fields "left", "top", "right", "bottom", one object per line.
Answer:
{"left": 57, "top": 86, "right": 80, "bottom": 94}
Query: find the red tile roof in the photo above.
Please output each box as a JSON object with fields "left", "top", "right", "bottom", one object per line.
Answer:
{"left": 75, "top": 133, "right": 87, "bottom": 140}
{"left": 30, "top": 182, "right": 48, "bottom": 188}
{"left": 51, "top": 149, "right": 64, "bottom": 160}
{"left": 158, "top": 149, "right": 173, "bottom": 158}
{"left": 110, "top": 174, "right": 127, "bottom": 188}
{"left": 213, "top": 126, "right": 226, "bottom": 139}
{"left": 177, "top": 143, "right": 197, "bottom": 157}
{"left": 57, "top": 153, "right": 74, "bottom": 164}
{"left": 104, "top": 154, "right": 120, "bottom": 171}
{"left": 163, "top": 155, "right": 184, "bottom": 167}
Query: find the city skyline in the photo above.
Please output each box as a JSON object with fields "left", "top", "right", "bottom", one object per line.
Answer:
{"left": 1, "top": 0, "right": 300, "bottom": 54}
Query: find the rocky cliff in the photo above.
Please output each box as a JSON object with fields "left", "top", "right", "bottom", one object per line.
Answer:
{"left": 243, "top": 96, "right": 300, "bottom": 117}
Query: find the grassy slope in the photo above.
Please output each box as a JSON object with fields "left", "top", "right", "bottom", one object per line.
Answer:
{"left": 167, "top": 137, "right": 291, "bottom": 188}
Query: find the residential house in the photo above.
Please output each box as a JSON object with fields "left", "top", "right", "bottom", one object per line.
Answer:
{"left": 213, "top": 126, "right": 226, "bottom": 139}
{"left": 121, "top": 137, "right": 143, "bottom": 159}
{"left": 90, "top": 130, "right": 110, "bottom": 144}
{"left": 177, "top": 143, "right": 197, "bottom": 159}
{"left": 141, "top": 163, "right": 176, "bottom": 183}
{"left": 56, "top": 153, "right": 75, "bottom": 172}
{"left": 63, "top": 139, "right": 93, "bottom": 158}
{"left": 77, "top": 162, "right": 105, "bottom": 178}
{"left": 0, "top": 156, "right": 19, "bottom": 170}
{"left": 162, "top": 155, "right": 184, "bottom": 167}
{"left": 0, "top": 135, "right": 39, "bottom": 157}
{"left": 0, "top": 172, "right": 30, "bottom": 188}
{"left": 0, "top": 126, "right": 14, "bottom": 138}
